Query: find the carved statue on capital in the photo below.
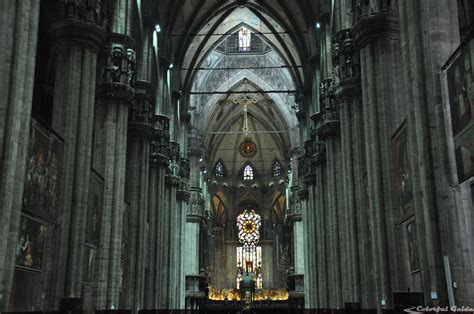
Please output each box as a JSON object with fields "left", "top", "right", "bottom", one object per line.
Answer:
{"left": 332, "top": 30, "right": 360, "bottom": 85}
{"left": 61, "top": 0, "right": 106, "bottom": 26}
{"left": 103, "top": 44, "right": 136, "bottom": 88}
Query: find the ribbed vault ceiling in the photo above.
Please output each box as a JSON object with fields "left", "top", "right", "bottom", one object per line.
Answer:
{"left": 144, "top": 0, "right": 321, "bottom": 186}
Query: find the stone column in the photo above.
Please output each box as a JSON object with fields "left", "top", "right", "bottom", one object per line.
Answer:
{"left": 94, "top": 34, "right": 135, "bottom": 309}
{"left": 48, "top": 3, "right": 106, "bottom": 305}
{"left": 185, "top": 146, "right": 204, "bottom": 276}
{"left": 122, "top": 80, "right": 155, "bottom": 310}
{"left": 299, "top": 180, "right": 312, "bottom": 307}
{"left": 148, "top": 114, "right": 170, "bottom": 309}
{"left": 0, "top": 1, "right": 41, "bottom": 310}
{"left": 300, "top": 137, "right": 318, "bottom": 308}
{"left": 165, "top": 176, "right": 180, "bottom": 307}
{"left": 351, "top": 1, "right": 404, "bottom": 309}
{"left": 314, "top": 146, "right": 328, "bottom": 308}
{"left": 184, "top": 141, "right": 205, "bottom": 306}
{"left": 176, "top": 176, "right": 190, "bottom": 309}
{"left": 314, "top": 79, "right": 343, "bottom": 308}
{"left": 398, "top": 0, "right": 472, "bottom": 306}
{"left": 299, "top": 182, "right": 313, "bottom": 307}
{"left": 333, "top": 28, "right": 362, "bottom": 305}
{"left": 289, "top": 188, "right": 304, "bottom": 275}
{"left": 156, "top": 140, "right": 181, "bottom": 308}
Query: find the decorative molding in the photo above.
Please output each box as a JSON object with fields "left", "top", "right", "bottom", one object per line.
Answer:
{"left": 50, "top": 19, "right": 106, "bottom": 53}
{"left": 297, "top": 188, "right": 309, "bottom": 200}
{"left": 165, "top": 175, "right": 181, "bottom": 187}
{"left": 128, "top": 80, "right": 155, "bottom": 139}
{"left": 352, "top": 12, "right": 400, "bottom": 49}
{"left": 177, "top": 189, "right": 191, "bottom": 202}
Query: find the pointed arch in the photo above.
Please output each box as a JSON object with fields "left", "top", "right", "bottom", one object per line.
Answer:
{"left": 271, "top": 192, "right": 286, "bottom": 224}
{"left": 211, "top": 193, "right": 227, "bottom": 226}
{"left": 240, "top": 162, "right": 256, "bottom": 181}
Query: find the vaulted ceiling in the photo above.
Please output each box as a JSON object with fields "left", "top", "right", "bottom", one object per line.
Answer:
{"left": 143, "top": 0, "right": 325, "bottom": 92}
{"left": 142, "top": 0, "right": 324, "bottom": 187}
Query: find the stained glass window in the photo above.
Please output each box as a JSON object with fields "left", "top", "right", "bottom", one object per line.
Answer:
{"left": 237, "top": 209, "right": 261, "bottom": 244}
{"left": 239, "top": 27, "right": 251, "bottom": 52}
{"left": 236, "top": 209, "right": 262, "bottom": 289}
{"left": 215, "top": 160, "right": 225, "bottom": 178}
{"left": 236, "top": 246, "right": 262, "bottom": 289}
{"left": 243, "top": 164, "right": 254, "bottom": 180}
{"left": 272, "top": 160, "right": 282, "bottom": 177}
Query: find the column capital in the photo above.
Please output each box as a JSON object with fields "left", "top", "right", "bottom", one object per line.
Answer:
{"left": 165, "top": 175, "right": 181, "bottom": 187}
{"left": 186, "top": 214, "right": 202, "bottom": 223}
{"left": 50, "top": 19, "right": 106, "bottom": 53}
{"left": 150, "top": 152, "right": 169, "bottom": 168}
{"left": 297, "top": 188, "right": 309, "bottom": 200}
{"left": 180, "top": 111, "right": 192, "bottom": 123}
{"left": 177, "top": 189, "right": 191, "bottom": 202}
{"left": 97, "top": 34, "right": 137, "bottom": 103}
{"left": 313, "top": 79, "right": 340, "bottom": 139}
{"left": 331, "top": 29, "right": 362, "bottom": 101}
{"left": 179, "top": 158, "right": 190, "bottom": 180}
{"left": 287, "top": 212, "right": 302, "bottom": 223}
{"left": 128, "top": 80, "right": 156, "bottom": 139}
{"left": 352, "top": 12, "right": 400, "bottom": 49}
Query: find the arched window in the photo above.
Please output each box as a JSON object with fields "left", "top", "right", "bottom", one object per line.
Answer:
{"left": 215, "top": 160, "right": 225, "bottom": 178}
{"left": 272, "top": 160, "right": 282, "bottom": 177}
{"left": 239, "top": 27, "right": 251, "bottom": 52}
{"left": 243, "top": 164, "right": 254, "bottom": 180}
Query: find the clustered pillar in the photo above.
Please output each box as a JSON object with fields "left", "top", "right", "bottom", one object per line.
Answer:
{"left": 121, "top": 80, "right": 155, "bottom": 309}
{"left": 49, "top": 3, "right": 106, "bottom": 306}
{"left": 94, "top": 34, "right": 136, "bottom": 309}
{"left": 0, "top": 1, "right": 41, "bottom": 309}
{"left": 147, "top": 115, "right": 171, "bottom": 309}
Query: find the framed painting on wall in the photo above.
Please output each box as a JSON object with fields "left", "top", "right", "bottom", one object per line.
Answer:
{"left": 23, "top": 120, "right": 63, "bottom": 220}
{"left": 15, "top": 216, "right": 47, "bottom": 271}
{"left": 392, "top": 122, "right": 414, "bottom": 215}
{"left": 86, "top": 171, "right": 103, "bottom": 245}
{"left": 445, "top": 35, "right": 474, "bottom": 183}
{"left": 406, "top": 221, "right": 420, "bottom": 272}
{"left": 82, "top": 245, "right": 96, "bottom": 284}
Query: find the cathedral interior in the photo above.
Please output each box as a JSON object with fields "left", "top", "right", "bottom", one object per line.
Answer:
{"left": 1, "top": 0, "right": 474, "bottom": 312}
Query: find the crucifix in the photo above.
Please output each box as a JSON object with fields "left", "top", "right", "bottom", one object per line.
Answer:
{"left": 232, "top": 94, "right": 257, "bottom": 134}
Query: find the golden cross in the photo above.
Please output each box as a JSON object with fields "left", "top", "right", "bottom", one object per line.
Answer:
{"left": 232, "top": 95, "right": 257, "bottom": 133}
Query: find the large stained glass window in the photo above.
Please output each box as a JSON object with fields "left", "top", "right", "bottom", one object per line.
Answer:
{"left": 237, "top": 209, "right": 261, "bottom": 245}
{"left": 215, "top": 160, "right": 225, "bottom": 178}
{"left": 239, "top": 27, "right": 251, "bottom": 52}
{"left": 243, "top": 164, "right": 254, "bottom": 180}
{"left": 237, "top": 246, "right": 262, "bottom": 289}
{"left": 236, "top": 209, "right": 262, "bottom": 289}
{"left": 272, "top": 160, "right": 282, "bottom": 177}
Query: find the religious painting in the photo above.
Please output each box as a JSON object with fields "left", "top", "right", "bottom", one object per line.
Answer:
{"left": 406, "top": 221, "right": 420, "bottom": 272}
{"left": 23, "top": 121, "right": 63, "bottom": 220}
{"left": 446, "top": 37, "right": 474, "bottom": 183}
{"left": 447, "top": 38, "right": 474, "bottom": 136}
{"left": 83, "top": 246, "right": 96, "bottom": 284}
{"left": 393, "top": 123, "right": 413, "bottom": 213}
{"left": 15, "top": 216, "right": 47, "bottom": 271}
{"left": 454, "top": 125, "right": 474, "bottom": 182}
{"left": 86, "top": 172, "right": 103, "bottom": 244}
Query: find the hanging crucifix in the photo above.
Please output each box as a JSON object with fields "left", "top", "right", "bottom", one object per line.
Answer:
{"left": 232, "top": 94, "right": 257, "bottom": 134}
